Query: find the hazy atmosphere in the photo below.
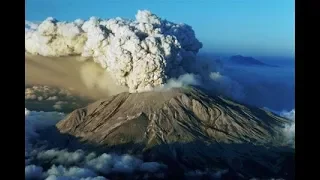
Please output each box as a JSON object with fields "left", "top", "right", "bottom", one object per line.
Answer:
{"left": 25, "top": 1, "right": 295, "bottom": 180}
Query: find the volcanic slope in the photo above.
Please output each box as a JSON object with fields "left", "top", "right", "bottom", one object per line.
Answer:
{"left": 56, "top": 87, "right": 294, "bottom": 179}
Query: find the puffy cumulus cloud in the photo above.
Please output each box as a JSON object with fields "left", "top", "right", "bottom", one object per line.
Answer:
{"left": 85, "top": 153, "right": 114, "bottom": 174}
{"left": 34, "top": 149, "right": 167, "bottom": 175}
{"left": 85, "top": 153, "right": 167, "bottom": 174}
{"left": 25, "top": 85, "right": 92, "bottom": 112}
{"left": 45, "top": 165, "right": 98, "bottom": 179}
{"left": 111, "top": 154, "right": 144, "bottom": 173}
{"left": 31, "top": 149, "right": 167, "bottom": 178}
{"left": 25, "top": 10, "right": 202, "bottom": 93}
{"left": 37, "top": 149, "right": 85, "bottom": 166}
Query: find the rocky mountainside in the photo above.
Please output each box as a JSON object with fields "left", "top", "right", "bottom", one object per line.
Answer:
{"left": 56, "top": 87, "right": 294, "bottom": 179}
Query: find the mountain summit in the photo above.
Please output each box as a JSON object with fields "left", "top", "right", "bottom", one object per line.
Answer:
{"left": 56, "top": 87, "right": 294, "bottom": 179}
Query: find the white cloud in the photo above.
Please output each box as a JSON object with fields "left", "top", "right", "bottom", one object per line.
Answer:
{"left": 262, "top": 108, "right": 295, "bottom": 146}
{"left": 280, "top": 109, "right": 295, "bottom": 146}
{"left": 85, "top": 153, "right": 114, "bottom": 174}
{"left": 37, "top": 149, "right": 85, "bottom": 166}
{"left": 111, "top": 154, "right": 143, "bottom": 173}
{"left": 25, "top": 85, "right": 90, "bottom": 112}
{"left": 156, "top": 73, "right": 201, "bottom": 91}
{"left": 280, "top": 109, "right": 295, "bottom": 121}
{"left": 46, "top": 165, "right": 97, "bottom": 179}
{"left": 25, "top": 108, "right": 168, "bottom": 178}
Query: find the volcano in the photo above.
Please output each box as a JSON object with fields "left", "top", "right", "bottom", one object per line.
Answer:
{"left": 56, "top": 87, "right": 294, "bottom": 179}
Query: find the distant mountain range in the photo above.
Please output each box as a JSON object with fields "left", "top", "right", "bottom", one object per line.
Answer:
{"left": 228, "top": 55, "right": 278, "bottom": 67}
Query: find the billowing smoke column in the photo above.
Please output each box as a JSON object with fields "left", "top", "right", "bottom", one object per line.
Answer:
{"left": 25, "top": 10, "right": 202, "bottom": 92}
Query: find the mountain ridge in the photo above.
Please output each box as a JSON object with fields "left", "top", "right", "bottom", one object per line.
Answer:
{"left": 229, "top": 55, "right": 279, "bottom": 67}
{"left": 55, "top": 87, "right": 294, "bottom": 179}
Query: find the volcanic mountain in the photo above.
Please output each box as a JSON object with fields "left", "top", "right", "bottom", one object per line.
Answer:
{"left": 228, "top": 55, "right": 278, "bottom": 67}
{"left": 56, "top": 87, "right": 294, "bottom": 179}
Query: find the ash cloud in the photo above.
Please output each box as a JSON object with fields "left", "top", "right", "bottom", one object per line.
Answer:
{"left": 157, "top": 73, "right": 201, "bottom": 91}
{"left": 25, "top": 10, "right": 294, "bottom": 111}
{"left": 25, "top": 10, "right": 202, "bottom": 93}
{"left": 25, "top": 10, "right": 264, "bottom": 104}
{"left": 208, "top": 72, "right": 245, "bottom": 100}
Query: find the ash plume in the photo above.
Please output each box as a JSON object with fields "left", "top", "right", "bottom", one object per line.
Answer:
{"left": 25, "top": 10, "right": 202, "bottom": 93}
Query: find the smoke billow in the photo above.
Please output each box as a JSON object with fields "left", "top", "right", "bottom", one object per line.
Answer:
{"left": 280, "top": 109, "right": 295, "bottom": 146}
{"left": 25, "top": 9, "right": 294, "bottom": 110}
{"left": 156, "top": 73, "right": 201, "bottom": 91}
{"left": 25, "top": 10, "right": 202, "bottom": 93}
{"left": 209, "top": 72, "right": 245, "bottom": 100}
{"left": 25, "top": 10, "right": 256, "bottom": 103}
{"left": 79, "top": 61, "right": 128, "bottom": 95}
{"left": 262, "top": 108, "right": 295, "bottom": 146}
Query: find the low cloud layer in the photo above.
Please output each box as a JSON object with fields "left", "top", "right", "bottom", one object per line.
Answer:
{"left": 25, "top": 108, "right": 168, "bottom": 179}
{"left": 25, "top": 105, "right": 295, "bottom": 179}
{"left": 25, "top": 85, "right": 93, "bottom": 113}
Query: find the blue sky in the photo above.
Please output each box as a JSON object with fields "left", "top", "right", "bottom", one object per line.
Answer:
{"left": 26, "top": 0, "right": 294, "bottom": 58}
